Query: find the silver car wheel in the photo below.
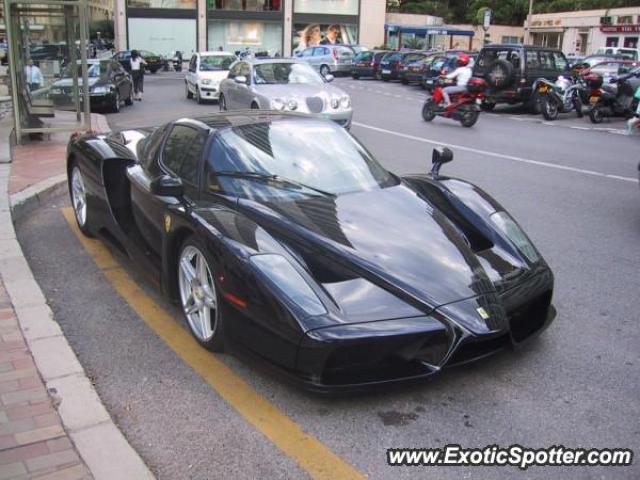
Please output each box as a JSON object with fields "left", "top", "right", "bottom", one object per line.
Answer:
{"left": 71, "top": 166, "right": 87, "bottom": 227}
{"left": 178, "top": 245, "right": 218, "bottom": 342}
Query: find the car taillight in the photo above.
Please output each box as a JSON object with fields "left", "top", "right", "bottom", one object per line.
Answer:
{"left": 370, "top": 62, "right": 375, "bottom": 67}
{"left": 332, "top": 49, "right": 338, "bottom": 60}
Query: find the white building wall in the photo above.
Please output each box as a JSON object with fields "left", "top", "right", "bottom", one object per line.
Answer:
{"left": 359, "top": 0, "right": 386, "bottom": 48}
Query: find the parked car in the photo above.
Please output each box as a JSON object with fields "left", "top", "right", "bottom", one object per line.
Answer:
{"left": 421, "top": 51, "right": 477, "bottom": 90}
{"left": 401, "top": 55, "right": 437, "bottom": 85}
{"left": 595, "top": 46, "right": 639, "bottom": 61}
{"left": 185, "top": 51, "right": 236, "bottom": 104}
{"left": 571, "top": 54, "right": 622, "bottom": 74}
{"left": 379, "top": 51, "right": 430, "bottom": 82}
{"left": 66, "top": 111, "right": 555, "bottom": 391}
{"left": 295, "top": 45, "right": 355, "bottom": 77}
{"left": 49, "top": 59, "right": 133, "bottom": 113}
{"left": 219, "top": 58, "right": 352, "bottom": 128}
{"left": 472, "top": 44, "right": 570, "bottom": 112}
{"left": 113, "top": 50, "right": 163, "bottom": 74}
{"left": 351, "top": 50, "right": 391, "bottom": 79}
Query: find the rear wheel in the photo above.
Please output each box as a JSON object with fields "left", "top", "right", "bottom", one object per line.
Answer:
{"left": 460, "top": 107, "right": 479, "bottom": 128}
{"left": 574, "top": 95, "right": 584, "bottom": 118}
{"left": 69, "top": 163, "right": 94, "bottom": 237}
{"left": 178, "top": 239, "right": 224, "bottom": 352}
{"left": 589, "top": 105, "right": 605, "bottom": 124}
{"left": 527, "top": 92, "right": 541, "bottom": 115}
{"left": 401, "top": 78, "right": 409, "bottom": 85}
{"left": 541, "top": 96, "right": 559, "bottom": 120}
{"left": 422, "top": 99, "right": 436, "bottom": 122}
{"left": 110, "top": 91, "right": 120, "bottom": 113}
{"left": 352, "top": 74, "right": 359, "bottom": 80}
{"left": 320, "top": 65, "right": 330, "bottom": 77}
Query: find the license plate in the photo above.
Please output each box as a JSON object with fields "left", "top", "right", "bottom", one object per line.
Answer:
{"left": 382, "top": 69, "right": 391, "bottom": 74}
{"left": 589, "top": 96, "right": 599, "bottom": 104}
{"left": 427, "top": 80, "right": 433, "bottom": 85}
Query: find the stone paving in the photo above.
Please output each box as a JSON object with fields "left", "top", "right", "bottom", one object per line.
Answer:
{"left": 0, "top": 278, "right": 92, "bottom": 480}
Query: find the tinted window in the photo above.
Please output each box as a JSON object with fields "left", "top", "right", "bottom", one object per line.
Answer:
{"left": 373, "top": 52, "right": 388, "bottom": 61}
{"left": 180, "top": 133, "right": 207, "bottom": 184}
{"left": 142, "top": 125, "right": 170, "bottom": 170}
{"left": 553, "top": 52, "right": 568, "bottom": 70}
{"left": 206, "top": 119, "right": 398, "bottom": 198}
{"left": 355, "top": 51, "right": 373, "bottom": 62}
{"left": 383, "top": 52, "right": 402, "bottom": 62}
{"left": 199, "top": 55, "right": 236, "bottom": 71}
{"left": 162, "top": 125, "right": 200, "bottom": 176}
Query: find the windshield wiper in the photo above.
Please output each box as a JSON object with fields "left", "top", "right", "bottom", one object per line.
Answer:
{"left": 214, "top": 171, "right": 335, "bottom": 197}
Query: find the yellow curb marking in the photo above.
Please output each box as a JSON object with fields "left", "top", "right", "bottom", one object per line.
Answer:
{"left": 62, "top": 208, "right": 364, "bottom": 480}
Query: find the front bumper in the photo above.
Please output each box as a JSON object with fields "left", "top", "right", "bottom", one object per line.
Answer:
{"left": 294, "top": 272, "right": 555, "bottom": 393}
{"left": 404, "top": 71, "right": 424, "bottom": 83}
{"left": 333, "top": 63, "right": 353, "bottom": 73}
{"left": 311, "top": 109, "right": 352, "bottom": 128}
{"left": 198, "top": 84, "right": 220, "bottom": 100}
{"left": 351, "top": 67, "right": 375, "bottom": 77}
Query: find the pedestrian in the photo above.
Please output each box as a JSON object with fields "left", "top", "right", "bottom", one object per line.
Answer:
{"left": 626, "top": 87, "right": 640, "bottom": 134}
{"left": 130, "top": 50, "right": 146, "bottom": 101}
{"left": 24, "top": 59, "right": 44, "bottom": 91}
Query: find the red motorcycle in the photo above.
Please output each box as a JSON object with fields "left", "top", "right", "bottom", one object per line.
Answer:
{"left": 422, "top": 77, "right": 487, "bottom": 128}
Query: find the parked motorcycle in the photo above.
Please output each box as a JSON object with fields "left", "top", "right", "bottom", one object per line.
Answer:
{"left": 534, "top": 75, "right": 585, "bottom": 120}
{"left": 422, "top": 78, "right": 487, "bottom": 128}
{"left": 173, "top": 51, "right": 183, "bottom": 72}
{"left": 586, "top": 67, "right": 640, "bottom": 124}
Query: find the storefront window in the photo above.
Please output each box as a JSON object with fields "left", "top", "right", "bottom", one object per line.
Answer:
{"left": 294, "top": 0, "right": 358, "bottom": 15}
{"left": 206, "top": 0, "right": 281, "bottom": 11}
{"left": 292, "top": 23, "right": 357, "bottom": 52}
{"left": 128, "top": 0, "right": 196, "bottom": 8}
{"left": 624, "top": 37, "right": 638, "bottom": 48}
{"left": 606, "top": 37, "right": 619, "bottom": 47}
{"left": 208, "top": 20, "right": 282, "bottom": 56}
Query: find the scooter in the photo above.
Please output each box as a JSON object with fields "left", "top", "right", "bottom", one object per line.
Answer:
{"left": 534, "top": 75, "right": 585, "bottom": 120}
{"left": 587, "top": 67, "right": 640, "bottom": 124}
{"left": 173, "top": 51, "right": 183, "bottom": 72}
{"left": 421, "top": 77, "right": 487, "bottom": 128}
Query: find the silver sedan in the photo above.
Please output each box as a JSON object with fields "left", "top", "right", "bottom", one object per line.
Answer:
{"left": 218, "top": 58, "right": 352, "bottom": 128}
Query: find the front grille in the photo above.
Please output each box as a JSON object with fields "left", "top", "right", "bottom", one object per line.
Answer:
{"left": 306, "top": 96, "right": 324, "bottom": 113}
{"left": 448, "top": 334, "right": 509, "bottom": 366}
{"left": 508, "top": 290, "right": 552, "bottom": 343}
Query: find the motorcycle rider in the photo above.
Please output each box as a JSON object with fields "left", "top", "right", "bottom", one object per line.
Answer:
{"left": 442, "top": 53, "right": 472, "bottom": 107}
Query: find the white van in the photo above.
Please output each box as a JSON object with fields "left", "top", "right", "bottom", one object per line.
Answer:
{"left": 595, "top": 47, "right": 639, "bottom": 60}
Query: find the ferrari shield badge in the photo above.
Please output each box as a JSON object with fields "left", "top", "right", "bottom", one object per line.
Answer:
{"left": 164, "top": 214, "right": 172, "bottom": 233}
{"left": 476, "top": 307, "right": 490, "bottom": 320}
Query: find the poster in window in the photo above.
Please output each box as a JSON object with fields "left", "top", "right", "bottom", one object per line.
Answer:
{"left": 292, "top": 23, "right": 358, "bottom": 53}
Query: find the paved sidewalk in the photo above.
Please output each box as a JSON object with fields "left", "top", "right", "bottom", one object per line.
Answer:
{"left": 0, "top": 278, "right": 92, "bottom": 480}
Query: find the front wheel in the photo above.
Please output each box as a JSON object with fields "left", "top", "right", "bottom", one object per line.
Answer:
{"left": 186, "top": 82, "right": 193, "bottom": 99}
{"left": 574, "top": 95, "right": 584, "bottom": 118}
{"left": 110, "top": 91, "right": 120, "bottom": 113}
{"left": 352, "top": 74, "right": 359, "bottom": 80}
{"left": 460, "top": 107, "right": 479, "bottom": 128}
{"left": 219, "top": 93, "right": 227, "bottom": 111}
{"left": 196, "top": 87, "right": 204, "bottom": 104}
{"left": 319, "top": 65, "right": 330, "bottom": 77}
{"left": 589, "top": 105, "right": 605, "bottom": 124}
{"left": 541, "top": 96, "right": 559, "bottom": 121}
{"left": 178, "top": 239, "right": 224, "bottom": 352}
{"left": 69, "top": 163, "right": 94, "bottom": 237}
{"left": 422, "top": 100, "right": 436, "bottom": 122}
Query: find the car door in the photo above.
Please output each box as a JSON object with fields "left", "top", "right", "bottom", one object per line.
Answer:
{"left": 234, "top": 62, "right": 253, "bottom": 108}
{"left": 187, "top": 55, "right": 197, "bottom": 93}
{"left": 126, "top": 124, "right": 205, "bottom": 255}
{"left": 111, "top": 62, "right": 129, "bottom": 100}
{"left": 225, "top": 62, "right": 242, "bottom": 108}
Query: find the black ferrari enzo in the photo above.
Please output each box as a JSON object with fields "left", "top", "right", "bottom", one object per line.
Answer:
{"left": 67, "top": 112, "right": 555, "bottom": 392}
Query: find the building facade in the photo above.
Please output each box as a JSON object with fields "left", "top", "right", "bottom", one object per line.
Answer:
{"left": 114, "top": 0, "right": 386, "bottom": 58}
{"left": 527, "top": 7, "right": 640, "bottom": 55}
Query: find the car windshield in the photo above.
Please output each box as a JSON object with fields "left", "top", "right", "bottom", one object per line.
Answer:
{"left": 200, "top": 55, "right": 235, "bottom": 71}
{"left": 355, "top": 52, "right": 373, "bottom": 62}
{"left": 207, "top": 119, "right": 398, "bottom": 198}
{"left": 61, "top": 61, "right": 106, "bottom": 78}
{"left": 253, "top": 63, "right": 324, "bottom": 85}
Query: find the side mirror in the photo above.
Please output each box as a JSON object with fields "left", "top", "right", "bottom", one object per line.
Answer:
{"left": 150, "top": 175, "right": 184, "bottom": 197}
{"left": 324, "top": 73, "right": 334, "bottom": 82}
{"left": 234, "top": 75, "right": 248, "bottom": 85}
{"left": 430, "top": 146, "right": 453, "bottom": 180}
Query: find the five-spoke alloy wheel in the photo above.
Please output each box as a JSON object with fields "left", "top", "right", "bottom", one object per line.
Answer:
{"left": 70, "top": 164, "right": 93, "bottom": 237}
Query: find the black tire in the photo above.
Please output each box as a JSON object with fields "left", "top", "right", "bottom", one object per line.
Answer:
{"left": 320, "top": 65, "right": 330, "bottom": 77}
{"left": 382, "top": 77, "right": 389, "bottom": 82}
{"left": 589, "top": 105, "right": 605, "bottom": 124}
{"left": 150, "top": 68, "right": 158, "bottom": 74}
{"left": 196, "top": 87, "right": 205, "bottom": 104}
{"left": 186, "top": 82, "right": 193, "bottom": 99}
{"left": 460, "top": 107, "right": 479, "bottom": 128}
{"left": 219, "top": 93, "right": 226, "bottom": 111}
{"left": 485, "top": 59, "right": 515, "bottom": 89}
{"left": 68, "top": 162, "right": 95, "bottom": 238}
{"left": 124, "top": 88, "right": 133, "bottom": 106}
{"left": 401, "top": 78, "right": 409, "bottom": 85}
{"left": 352, "top": 74, "right": 359, "bottom": 80}
{"left": 527, "top": 91, "right": 542, "bottom": 115}
{"left": 177, "top": 237, "right": 225, "bottom": 352}
{"left": 110, "top": 91, "right": 120, "bottom": 113}
{"left": 574, "top": 95, "right": 584, "bottom": 118}
{"left": 422, "top": 99, "right": 436, "bottom": 122}
{"left": 251, "top": 102, "right": 259, "bottom": 110}
{"left": 541, "top": 96, "right": 559, "bottom": 121}
{"left": 480, "top": 101, "right": 496, "bottom": 112}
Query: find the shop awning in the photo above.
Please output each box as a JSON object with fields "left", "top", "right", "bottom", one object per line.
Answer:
{"left": 385, "top": 24, "right": 475, "bottom": 37}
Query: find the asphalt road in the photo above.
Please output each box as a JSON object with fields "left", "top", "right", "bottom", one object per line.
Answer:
{"left": 16, "top": 70, "right": 640, "bottom": 480}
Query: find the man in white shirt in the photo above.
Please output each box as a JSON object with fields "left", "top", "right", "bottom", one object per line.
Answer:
{"left": 442, "top": 53, "right": 472, "bottom": 107}
{"left": 25, "top": 59, "right": 44, "bottom": 91}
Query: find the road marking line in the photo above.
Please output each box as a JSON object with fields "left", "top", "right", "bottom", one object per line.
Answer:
{"left": 352, "top": 122, "right": 637, "bottom": 183}
{"left": 61, "top": 208, "right": 364, "bottom": 480}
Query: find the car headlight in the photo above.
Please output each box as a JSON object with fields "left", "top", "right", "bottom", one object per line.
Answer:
{"left": 90, "top": 86, "right": 109, "bottom": 94}
{"left": 286, "top": 99, "right": 298, "bottom": 111}
{"left": 490, "top": 212, "right": 540, "bottom": 263}
{"left": 201, "top": 79, "right": 212, "bottom": 85}
{"left": 250, "top": 254, "right": 326, "bottom": 316}
{"left": 340, "top": 95, "right": 351, "bottom": 109}
{"left": 330, "top": 96, "right": 340, "bottom": 109}
{"left": 270, "top": 98, "right": 285, "bottom": 111}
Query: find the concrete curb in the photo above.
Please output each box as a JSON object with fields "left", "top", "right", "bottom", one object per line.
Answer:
{"left": 0, "top": 113, "right": 155, "bottom": 480}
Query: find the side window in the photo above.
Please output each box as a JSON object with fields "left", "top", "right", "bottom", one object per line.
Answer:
{"left": 141, "top": 125, "right": 169, "bottom": 170}
{"left": 228, "top": 63, "right": 241, "bottom": 78}
{"left": 539, "top": 51, "right": 555, "bottom": 69}
{"left": 553, "top": 52, "right": 568, "bottom": 70}
{"left": 526, "top": 50, "right": 540, "bottom": 70}
{"left": 162, "top": 125, "right": 200, "bottom": 177}
{"left": 179, "top": 133, "right": 207, "bottom": 185}
{"left": 239, "top": 62, "right": 251, "bottom": 81}
{"left": 300, "top": 48, "right": 313, "bottom": 57}
{"left": 312, "top": 47, "right": 324, "bottom": 56}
